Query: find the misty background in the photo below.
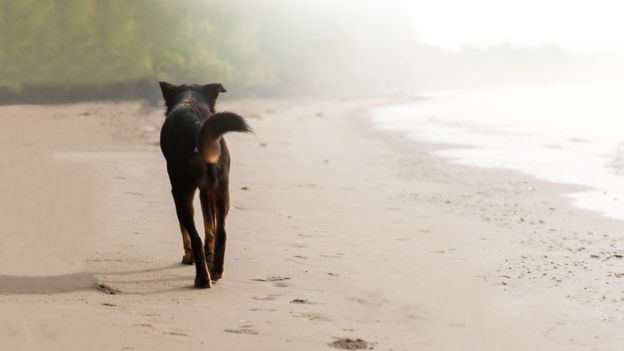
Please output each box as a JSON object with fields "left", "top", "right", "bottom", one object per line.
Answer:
{"left": 1, "top": 0, "right": 623, "bottom": 103}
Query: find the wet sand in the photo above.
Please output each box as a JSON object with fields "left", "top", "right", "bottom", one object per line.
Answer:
{"left": 0, "top": 98, "right": 623, "bottom": 350}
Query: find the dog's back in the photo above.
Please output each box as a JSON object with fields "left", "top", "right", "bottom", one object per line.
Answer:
{"left": 160, "top": 101, "right": 207, "bottom": 188}
{"left": 160, "top": 105, "right": 202, "bottom": 162}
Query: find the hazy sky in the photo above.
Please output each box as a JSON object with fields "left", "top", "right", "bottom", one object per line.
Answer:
{"left": 404, "top": 0, "right": 624, "bottom": 52}
{"left": 280, "top": 0, "right": 624, "bottom": 53}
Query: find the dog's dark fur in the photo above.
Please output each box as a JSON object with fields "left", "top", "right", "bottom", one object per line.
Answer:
{"left": 158, "top": 81, "right": 251, "bottom": 288}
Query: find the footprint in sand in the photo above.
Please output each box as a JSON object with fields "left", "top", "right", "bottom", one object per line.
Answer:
{"left": 252, "top": 294, "right": 281, "bottom": 301}
{"left": 251, "top": 276, "right": 290, "bottom": 282}
{"left": 252, "top": 277, "right": 290, "bottom": 288}
{"left": 252, "top": 276, "right": 290, "bottom": 288}
{"left": 328, "top": 337, "right": 372, "bottom": 350}
{"left": 224, "top": 325, "right": 258, "bottom": 335}
{"left": 320, "top": 253, "right": 344, "bottom": 259}
{"left": 249, "top": 308, "right": 277, "bottom": 312}
{"left": 297, "top": 233, "right": 322, "bottom": 239}
{"left": 97, "top": 283, "right": 121, "bottom": 295}
{"left": 292, "top": 312, "right": 332, "bottom": 322}
{"left": 162, "top": 330, "right": 190, "bottom": 337}
{"left": 287, "top": 243, "right": 307, "bottom": 248}
{"left": 251, "top": 277, "right": 291, "bottom": 288}
{"left": 290, "top": 298, "right": 313, "bottom": 304}
{"left": 297, "top": 183, "right": 318, "bottom": 189}
{"left": 134, "top": 323, "right": 154, "bottom": 328}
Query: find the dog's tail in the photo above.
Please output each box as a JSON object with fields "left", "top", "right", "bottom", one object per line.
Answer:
{"left": 197, "top": 112, "right": 252, "bottom": 163}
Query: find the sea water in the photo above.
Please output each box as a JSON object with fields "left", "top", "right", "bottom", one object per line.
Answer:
{"left": 370, "top": 83, "right": 624, "bottom": 220}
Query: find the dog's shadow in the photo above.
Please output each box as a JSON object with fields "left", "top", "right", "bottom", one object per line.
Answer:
{"left": 0, "top": 272, "right": 97, "bottom": 294}
{"left": 0, "top": 264, "right": 199, "bottom": 295}
{"left": 94, "top": 263, "right": 201, "bottom": 295}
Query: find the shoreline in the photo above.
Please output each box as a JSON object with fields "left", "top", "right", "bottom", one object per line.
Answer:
{"left": 368, "top": 88, "right": 624, "bottom": 222}
{"left": 0, "top": 97, "right": 623, "bottom": 350}
{"left": 361, "top": 99, "right": 613, "bottom": 221}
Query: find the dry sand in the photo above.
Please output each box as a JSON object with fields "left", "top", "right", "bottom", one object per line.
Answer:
{"left": 0, "top": 97, "right": 623, "bottom": 350}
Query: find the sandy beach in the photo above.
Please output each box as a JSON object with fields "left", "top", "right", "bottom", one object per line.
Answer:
{"left": 1, "top": 97, "right": 623, "bottom": 351}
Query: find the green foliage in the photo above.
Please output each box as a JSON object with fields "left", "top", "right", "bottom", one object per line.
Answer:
{"left": 0, "top": 0, "right": 274, "bottom": 97}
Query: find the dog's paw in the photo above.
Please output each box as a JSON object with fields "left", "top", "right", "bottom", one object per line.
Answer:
{"left": 181, "top": 254, "right": 194, "bottom": 265}
{"left": 194, "top": 275, "right": 212, "bottom": 289}
{"left": 210, "top": 270, "right": 223, "bottom": 281}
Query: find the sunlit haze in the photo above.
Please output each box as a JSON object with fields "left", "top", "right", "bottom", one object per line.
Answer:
{"left": 402, "top": 0, "right": 624, "bottom": 52}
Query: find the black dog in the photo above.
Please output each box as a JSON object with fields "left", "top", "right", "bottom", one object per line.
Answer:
{"left": 159, "top": 81, "right": 251, "bottom": 288}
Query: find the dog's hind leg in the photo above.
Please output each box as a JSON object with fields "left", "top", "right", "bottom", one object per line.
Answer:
{"left": 199, "top": 189, "right": 216, "bottom": 272}
{"left": 172, "top": 187, "right": 211, "bottom": 288}
{"left": 179, "top": 224, "right": 193, "bottom": 265}
{"left": 212, "top": 183, "right": 230, "bottom": 281}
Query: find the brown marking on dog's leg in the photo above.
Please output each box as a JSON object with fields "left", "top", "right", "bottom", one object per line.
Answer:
{"left": 199, "top": 189, "right": 216, "bottom": 271}
{"left": 201, "top": 141, "right": 221, "bottom": 163}
{"left": 173, "top": 187, "right": 211, "bottom": 288}
{"left": 212, "top": 183, "right": 230, "bottom": 281}
{"left": 180, "top": 225, "right": 193, "bottom": 265}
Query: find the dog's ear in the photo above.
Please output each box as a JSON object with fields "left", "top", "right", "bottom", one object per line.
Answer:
{"left": 201, "top": 83, "right": 227, "bottom": 112}
{"left": 159, "top": 81, "right": 183, "bottom": 106}
{"left": 201, "top": 83, "right": 227, "bottom": 99}
{"left": 204, "top": 83, "right": 227, "bottom": 93}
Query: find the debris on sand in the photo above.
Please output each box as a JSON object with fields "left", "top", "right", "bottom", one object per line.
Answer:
{"left": 328, "top": 338, "right": 371, "bottom": 350}
{"left": 97, "top": 283, "right": 121, "bottom": 295}
{"left": 605, "top": 253, "right": 623, "bottom": 260}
